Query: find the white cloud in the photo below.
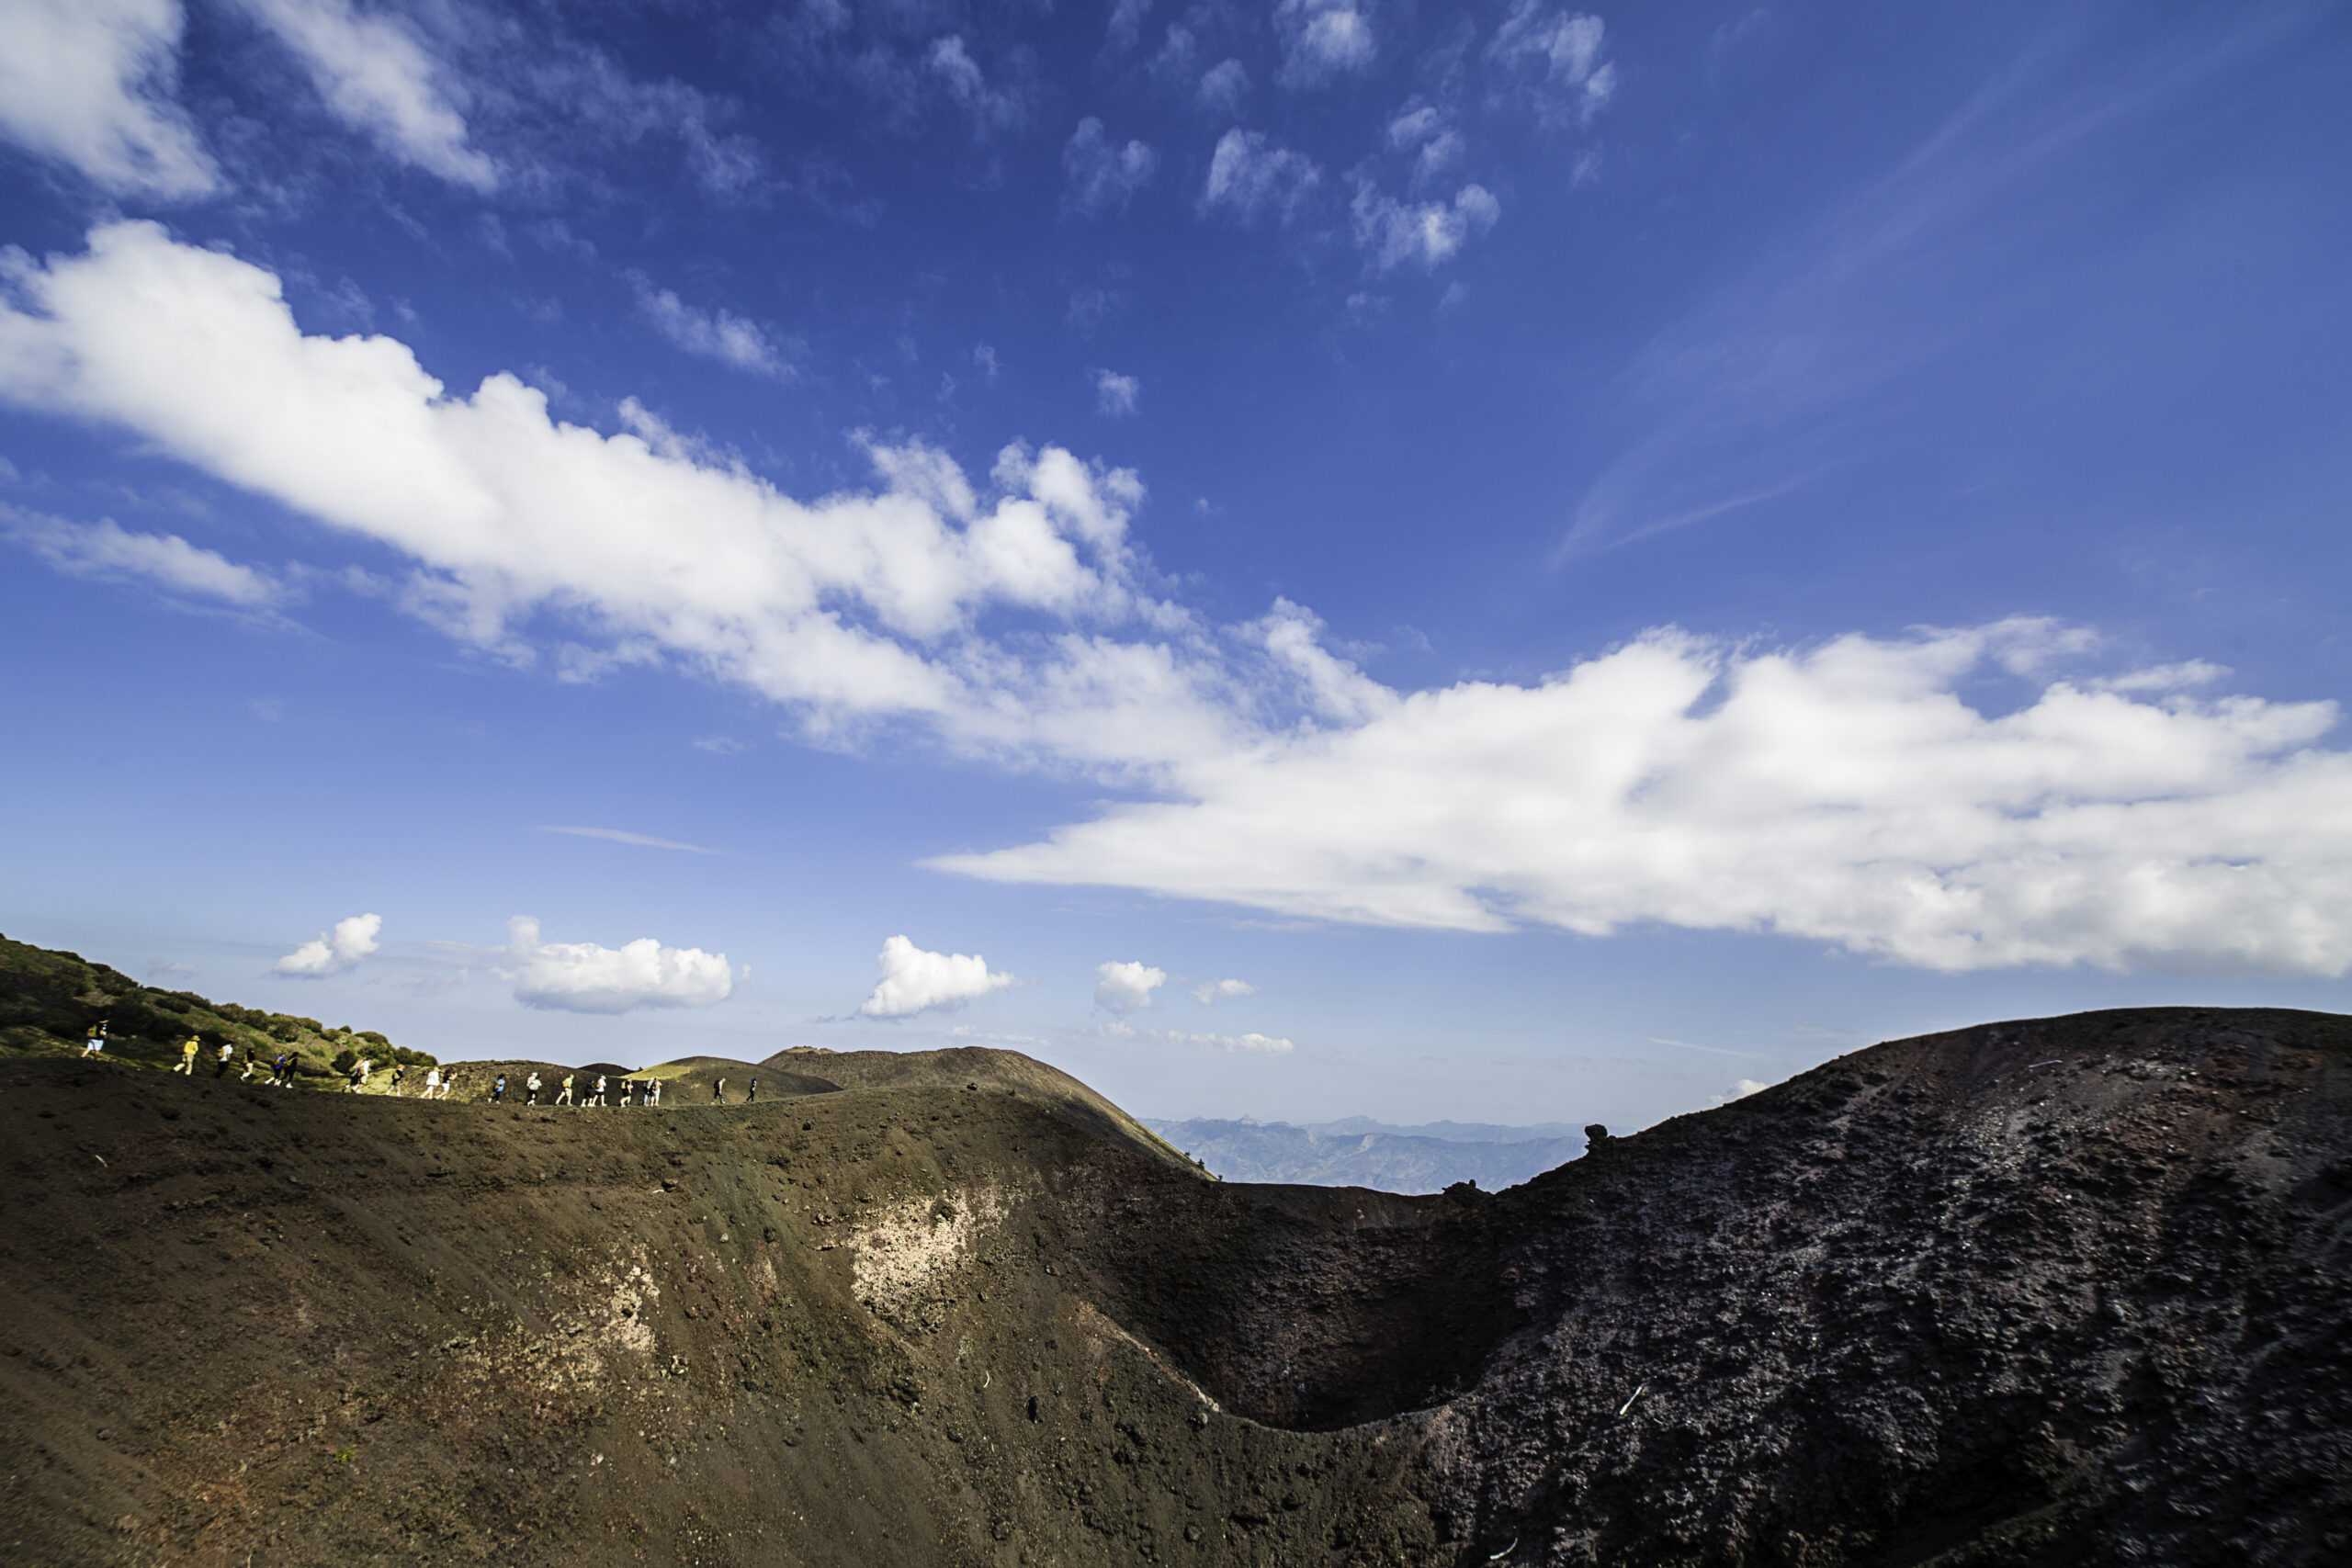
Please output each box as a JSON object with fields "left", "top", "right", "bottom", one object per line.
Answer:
{"left": 1273, "top": 0, "right": 1376, "bottom": 90}
{"left": 1094, "top": 368, "right": 1141, "bottom": 417}
{"left": 233, "top": 0, "right": 496, "bottom": 189}
{"left": 630, "top": 276, "right": 792, "bottom": 378}
{"left": 1710, "top": 1077, "right": 1770, "bottom": 1106}
{"left": 0, "top": 0, "right": 220, "bottom": 197}
{"left": 1195, "top": 59, "right": 1249, "bottom": 118}
{"left": 1351, "top": 180, "right": 1501, "bottom": 271}
{"left": 503, "top": 916, "right": 731, "bottom": 1013}
{"left": 1103, "top": 0, "right": 1151, "bottom": 57}
{"left": 1094, "top": 959, "right": 1167, "bottom": 1013}
{"left": 938, "top": 621, "right": 2352, "bottom": 977}
{"left": 857, "top": 934, "right": 1015, "bottom": 1018}
{"left": 1487, "top": 2, "right": 1615, "bottom": 127}
{"left": 1190, "top": 977, "right": 1257, "bottom": 1004}
{"left": 1062, "top": 118, "right": 1158, "bottom": 216}
{"left": 534, "top": 825, "right": 717, "bottom": 853}
{"left": 4, "top": 506, "right": 283, "bottom": 607}
{"left": 926, "top": 36, "right": 1027, "bottom": 137}
{"left": 0, "top": 223, "right": 1249, "bottom": 776}
{"left": 13, "top": 226, "right": 2352, "bottom": 980}
{"left": 1094, "top": 1021, "right": 1294, "bottom": 1054}
{"left": 1202, "top": 129, "right": 1322, "bottom": 225}
{"left": 273, "top": 912, "right": 382, "bottom": 977}
{"left": 1386, "top": 102, "right": 1466, "bottom": 187}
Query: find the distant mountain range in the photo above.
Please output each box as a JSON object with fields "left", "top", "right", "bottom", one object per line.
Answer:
{"left": 1141, "top": 1116, "right": 1590, "bottom": 1194}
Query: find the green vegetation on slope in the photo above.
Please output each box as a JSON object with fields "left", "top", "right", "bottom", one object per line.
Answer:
{"left": 0, "top": 932, "right": 435, "bottom": 1085}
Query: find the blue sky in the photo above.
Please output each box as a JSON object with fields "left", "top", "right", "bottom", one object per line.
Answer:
{"left": 2, "top": 0, "right": 2348, "bottom": 1131}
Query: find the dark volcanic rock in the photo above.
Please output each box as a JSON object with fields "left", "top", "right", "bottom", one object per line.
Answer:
{"left": 1, "top": 1006, "right": 2346, "bottom": 1566}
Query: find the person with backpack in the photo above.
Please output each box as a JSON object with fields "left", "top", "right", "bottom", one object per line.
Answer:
{"left": 593, "top": 1074, "right": 607, "bottom": 1107}
{"left": 215, "top": 1041, "right": 235, "bottom": 1078}
{"left": 526, "top": 1072, "right": 542, "bottom": 1106}
{"left": 713, "top": 1077, "right": 727, "bottom": 1104}
{"left": 83, "top": 1020, "right": 107, "bottom": 1056}
{"left": 492, "top": 1074, "right": 506, "bottom": 1104}
{"left": 557, "top": 1074, "right": 574, "bottom": 1106}
{"left": 747, "top": 1078, "right": 757, "bottom": 1104}
{"left": 175, "top": 1036, "right": 199, "bottom": 1075}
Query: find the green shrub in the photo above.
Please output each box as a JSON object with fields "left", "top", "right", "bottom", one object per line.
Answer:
{"left": 357, "top": 1030, "right": 390, "bottom": 1049}
{"left": 331, "top": 1047, "right": 359, "bottom": 1075}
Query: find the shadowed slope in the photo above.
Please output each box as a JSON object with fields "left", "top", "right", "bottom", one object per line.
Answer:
{"left": 0, "top": 1007, "right": 2344, "bottom": 1567}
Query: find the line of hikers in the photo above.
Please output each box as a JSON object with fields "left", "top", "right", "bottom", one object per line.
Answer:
{"left": 87, "top": 1022, "right": 760, "bottom": 1110}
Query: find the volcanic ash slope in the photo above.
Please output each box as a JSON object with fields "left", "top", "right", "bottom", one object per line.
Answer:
{"left": 0, "top": 1007, "right": 2346, "bottom": 1566}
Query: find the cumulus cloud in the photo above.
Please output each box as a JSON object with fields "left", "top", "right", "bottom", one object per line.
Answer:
{"left": 273, "top": 912, "right": 382, "bottom": 977}
{"left": 926, "top": 36, "right": 1027, "bottom": 137}
{"left": 1191, "top": 977, "right": 1257, "bottom": 1004}
{"left": 233, "top": 0, "right": 497, "bottom": 189}
{"left": 1103, "top": 0, "right": 1151, "bottom": 56}
{"left": 0, "top": 0, "right": 220, "bottom": 197}
{"left": 630, "top": 276, "right": 792, "bottom": 377}
{"left": 1385, "top": 103, "right": 1466, "bottom": 187}
{"left": 11, "top": 226, "right": 2352, "bottom": 979}
{"left": 1352, "top": 180, "right": 1501, "bottom": 271}
{"left": 1094, "top": 368, "right": 1141, "bottom": 417}
{"left": 1273, "top": 0, "right": 1376, "bottom": 90}
{"left": 1202, "top": 130, "right": 1322, "bottom": 225}
{"left": 1062, "top": 118, "right": 1158, "bottom": 216}
{"left": 4, "top": 506, "right": 283, "bottom": 607}
{"left": 1094, "top": 960, "right": 1167, "bottom": 1013}
{"left": 1195, "top": 60, "right": 1249, "bottom": 118}
{"left": 857, "top": 934, "right": 1016, "bottom": 1018}
{"left": 0, "top": 223, "right": 1249, "bottom": 776}
{"left": 1487, "top": 2, "right": 1615, "bottom": 127}
{"left": 938, "top": 621, "right": 2352, "bottom": 976}
{"left": 503, "top": 916, "right": 732, "bottom": 1013}
{"left": 1095, "top": 1021, "right": 1294, "bottom": 1054}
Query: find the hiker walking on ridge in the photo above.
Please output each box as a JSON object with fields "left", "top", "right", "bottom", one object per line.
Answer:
{"left": 423, "top": 1066, "right": 440, "bottom": 1099}
{"left": 215, "top": 1041, "right": 234, "bottom": 1077}
{"left": 526, "top": 1072, "right": 541, "bottom": 1106}
{"left": 175, "top": 1036, "right": 198, "bottom": 1076}
{"left": 84, "top": 1020, "right": 107, "bottom": 1056}
{"left": 272, "top": 1052, "right": 292, "bottom": 1088}
{"left": 713, "top": 1077, "right": 727, "bottom": 1104}
{"left": 557, "top": 1074, "right": 574, "bottom": 1106}
{"left": 647, "top": 1079, "right": 662, "bottom": 1107}
{"left": 747, "top": 1078, "right": 757, "bottom": 1104}
{"left": 592, "top": 1074, "right": 607, "bottom": 1107}
{"left": 492, "top": 1074, "right": 506, "bottom": 1104}
{"left": 240, "top": 1053, "right": 257, "bottom": 1083}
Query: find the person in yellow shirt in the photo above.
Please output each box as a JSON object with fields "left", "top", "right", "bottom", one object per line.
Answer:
{"left": 175, "top": 1036, "right": 199, "bottom": 1075}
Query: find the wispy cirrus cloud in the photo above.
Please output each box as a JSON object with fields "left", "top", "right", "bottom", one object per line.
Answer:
{"left": 3, "top": 506, "right": 285, "bottom": 608}
{"left": 629, "top": 274, "right": 795, "bottom": 378}
{"left": 534, "top": 826, "right": 718, "bottom": 854}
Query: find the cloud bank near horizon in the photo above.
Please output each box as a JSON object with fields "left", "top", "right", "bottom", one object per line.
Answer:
{"left": 6, "top": 224, "right": 2351, "bottom": 977}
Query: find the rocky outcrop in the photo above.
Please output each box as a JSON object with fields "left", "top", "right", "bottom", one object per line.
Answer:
{"left": 1, "top": 1007, "right": 2344, "bottom": 1566}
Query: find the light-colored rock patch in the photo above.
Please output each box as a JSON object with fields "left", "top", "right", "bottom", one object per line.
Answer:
{"left": 853, "top": 1185, "right": 1006, "bottom": 1314}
